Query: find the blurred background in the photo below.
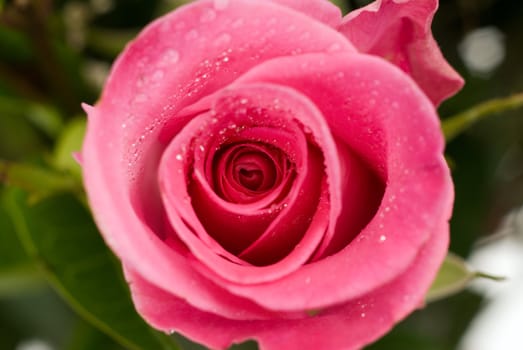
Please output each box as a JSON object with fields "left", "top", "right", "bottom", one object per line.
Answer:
{"left": 0, "top": 0, "right": 522, "bottom": 349}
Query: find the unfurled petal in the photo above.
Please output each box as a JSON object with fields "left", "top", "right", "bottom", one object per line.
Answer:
{"left": 339, "top": 0, "right": 464, "bottom": 105}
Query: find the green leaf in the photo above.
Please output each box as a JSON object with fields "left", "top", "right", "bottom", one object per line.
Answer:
{"left": 25, "top": 103, "right": 64, "bottom": 139}
{"left": 53, "top": 117, "right": 86, "bottom": 180}
{"left": 0, "top": 192, "right": 44, "bottom": 296}
{"left": 442, "top": 92, "right": 523, "bottom": 142}
{"left": 0, "top": 263, "right": 44, "bottom": 296}
{"left": 0, "top": 25, "right": 33, "bottom": 62}
{"left": 426, "top": 252, "right": 505, "bottom": 303}
{"left": 0, "top": 95, "right": 63, "bottom": 139}
{"left": 66, "top": 319, "right": 125, "bottom": 350}
{"left": 87, "top": 28, "right": 138, "bottom": 58}
{"left": 0, "top": 160, "right": 82, "bottom": 202}
{"left": 3, "top": 190, "right": 179, "bottom": 350}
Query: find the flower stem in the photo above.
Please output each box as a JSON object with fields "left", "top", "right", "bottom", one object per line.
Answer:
{"left": 443, "top": 92, "right": 523, "bottom": 142}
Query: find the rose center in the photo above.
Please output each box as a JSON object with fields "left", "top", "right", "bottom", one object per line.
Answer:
{"left": 237, "top": 168, "right": 263, "bottom": 190}
{"left": 212, "top": 142, "right": 290, "bottom": 204}
{"left": 233, "top": 152, "right": 276, "bottom": 192}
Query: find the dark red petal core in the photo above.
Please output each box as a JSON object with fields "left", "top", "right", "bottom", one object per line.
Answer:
{"left": 213, "top": 142, "right": 289, "bottom": 204}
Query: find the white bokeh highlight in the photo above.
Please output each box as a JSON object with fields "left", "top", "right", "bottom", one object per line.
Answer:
{"left": 459, "top": 26, "right": 506, "bottom": 76}
{"left": 459, "top": 207, "right": 523, "bottom": 350}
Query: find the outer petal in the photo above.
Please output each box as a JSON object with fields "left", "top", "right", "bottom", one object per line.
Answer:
{"left": 197, "top": 52, "right": 453, "bottom": 311}
{"left": 82, "top": 0, "right": 355, "bottom": 318}
{"left": 339, "top": 0, "right": 464, "bottom": 105}
{"left": 125, "top": 222, "right": 449, "bottom": 350}
{"left": 268, "top": 0, "right": 342, "bottom": 27}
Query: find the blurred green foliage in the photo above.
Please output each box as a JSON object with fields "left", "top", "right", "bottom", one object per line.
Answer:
{"left": 0, "top": 0, "right": 522, "bottom": 349}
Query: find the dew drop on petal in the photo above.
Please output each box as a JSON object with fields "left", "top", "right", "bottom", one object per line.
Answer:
{"left": 328, "top": 43, "right": 342, "bottom": 52}
{"left": 185, "top": 29, "right": 199, "bottom": 41}
{"left": 151, "top": 70, "right": 164, "bottom": 81}
{"left": 162, "top": 49, "right": 180, "bottom": 64}
{"left": 213, "top": 0, "right": 229, "bottom": 10}
{"left": 379, "top": 235, "right": 387, "bottom": 243}
{"left": 300, "top": 31, "right": 311, "bottom": 40}
{"left": 200, "top": 9, "right": 216, "bottom": 23}
{"left": 214, "top": 33, "right": 231, "bottom": 46}
{"left": 231, "top": 18, "right": 244, "bottom": 28}
{"left": 132, "top": 93, "right": 147, "bottom": 104}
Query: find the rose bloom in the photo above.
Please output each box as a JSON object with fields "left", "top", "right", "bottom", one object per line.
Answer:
{"left": 81, "top": 0, "right": 463, "bottom": 349}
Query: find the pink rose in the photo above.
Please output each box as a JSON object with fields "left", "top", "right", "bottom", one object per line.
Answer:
{"left": 82, "top": 0, "right": 462, "bottom": 349}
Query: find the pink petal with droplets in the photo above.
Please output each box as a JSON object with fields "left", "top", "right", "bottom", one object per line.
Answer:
{"left": 125, "top": 221, "right": 449, "bottom": 350}
{"left": 338, "top": 0, "right": 464, "bottom": 105}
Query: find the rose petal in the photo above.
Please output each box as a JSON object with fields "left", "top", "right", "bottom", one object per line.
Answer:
{"left": 195, "top": 52, "right": 453, "bottom": 311}
{"left": 125, "top": 221, "right": 449, "bottom": 350}
{"left": 338, "top": 0, "right": 464, "bottom": 105}
{"left": 268, "top": 0, "right": 342, "bottom": 27}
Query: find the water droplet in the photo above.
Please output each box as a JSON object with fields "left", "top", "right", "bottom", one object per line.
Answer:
{"left": 231, "top": 18, "right": 244, "bottom": 28}
{"left": 361, "top": 312, "right": 366, "bottom": 318}
{"left": 175, "top": 154, "right": 183, "bottom": 161}
{"left": 200, "top": 9, "right": 216, "bottom": 23}
{"left": 161, "top": 49, "right": 180, "bottom": 64}
{"left": 300, "top": 31, "right": 311, "bottom": 40}
{"left": 136, "top": 75, "right": 145, "bottom": 88}
{"left": 133, "top": 93, "right": 147, "bottom": 104}
{"left": 303, "top": 125, "right": 312, "bottom": 134}
{"left": 214, "top": 33, "right": 231, "bottom": 46}
{"left": 213, "top": 0, "right": 229, "bottom": 10}
{"left": 379, "top": 235, "right": 387, "bottom": 242}
{"left": 328, "top": 43, "right": 342, "bottom": 52}
{"left": 152, "top": 69, "right": 164, "bottom": 81}
{"left": 185, "top": 29, "right": 199, "bottom": 41}
{"left": 199, "top": 145, "right": 205, "bottom": 152}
